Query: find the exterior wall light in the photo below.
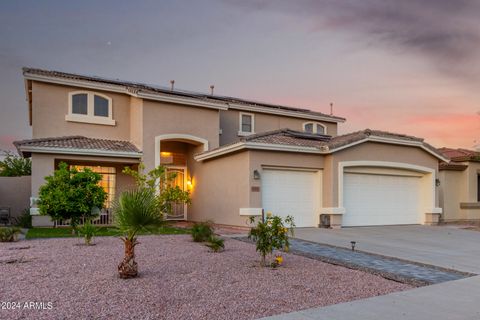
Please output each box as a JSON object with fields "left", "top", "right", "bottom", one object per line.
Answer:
{"left": 253, "top": 170, "right": 261, "bottom": 180}
{"left": 435, "top": 178, "right": 441, "bottom": 187}
{"left": 186, "top": 179, "right": 193, "bottom": 190}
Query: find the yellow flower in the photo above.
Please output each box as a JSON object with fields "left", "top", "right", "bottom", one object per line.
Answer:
{"left": 275, "top": 255, "right": 283, "bottom": 265}
{"left": 283, "top": 227, "right": 288, "bottom": 234}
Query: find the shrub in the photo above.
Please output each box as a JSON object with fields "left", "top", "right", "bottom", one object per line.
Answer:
{"left": 78, "top": 220, "right": 97, "bottom": 245}
{"left": 248, "top": 214, "right": 295, "bottom": 267}
{"left": 191, "top": 221, "right": 213, "bottom": 242}
{"left": 0, "top": 151, "right": 31, "bottom": 176}
{"left": 0, "top": 227, "right": 21, "bottom": 242}
{"left": 38, "top": 162, "right": 107, "bottom": 228}
{"left": 14, "top": 209, "right": 32, "bottom": 229}
{"left": 205, "top": 235, "right": 225, "bottom": 252}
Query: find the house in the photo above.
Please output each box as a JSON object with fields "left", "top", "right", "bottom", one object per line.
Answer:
{"left": 15, "top": 67, "right": 447, "bottom": 228}
{"left": 438, "top": 148, "right": 480, "bottom": 222}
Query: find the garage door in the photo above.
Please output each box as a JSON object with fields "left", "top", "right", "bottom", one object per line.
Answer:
{"left": 343, "top": 173, "right": 423, "bottom": 226}
{"left": 262, "top": 169, "right": 321, "bottom": 227}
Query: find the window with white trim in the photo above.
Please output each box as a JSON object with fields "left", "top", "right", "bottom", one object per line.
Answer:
{"left": 238, "top": 112, "right": 254, "bottom": 136}
{"left": 303, "top": 122, "right": 326, "bottom": 135}
{"left": 66, "top": 91, "right": 116, "bottom": 126}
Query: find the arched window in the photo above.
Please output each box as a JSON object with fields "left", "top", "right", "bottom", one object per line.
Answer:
{"left": 303, "top": 122, "right": 327, "bottom": 135}
{"left": 66, "top": 91, "right": 115, "bottom": 125}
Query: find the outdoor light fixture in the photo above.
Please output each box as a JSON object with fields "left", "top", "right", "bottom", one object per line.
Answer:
{"left": 350, "top": 241, "right": 356, "bottom": 251}
{"left": 186, "top": 179, "right": 193, "bottom": 190}
{"left": 253, "top": 170, "right": 261, "bottom": 180}
{"left": 435, "top": 178, "right": 441, "bottom": 187}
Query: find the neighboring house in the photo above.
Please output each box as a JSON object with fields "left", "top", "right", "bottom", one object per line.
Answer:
{"left": 15, "top": 67, "right": 447, "bottom": 228}
{"left": 438, "top": 148, "right": 480, "bottom": 222}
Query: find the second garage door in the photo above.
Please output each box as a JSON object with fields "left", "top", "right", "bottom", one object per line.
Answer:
{"left": 343, "top": 173, "right": 423, "bottom": 227}
{"left": 262, "top": 169, "right": 321, "bottom": 227}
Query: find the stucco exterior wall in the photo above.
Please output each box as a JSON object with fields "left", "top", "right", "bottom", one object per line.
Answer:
{"left": 0, "top": 176, "right": 31, "bottom": 219}
{"left": 31, "top": 82, "right": 131, "bottom": 140}
{"left": 439, "top": 162, "right": 480, "bottom": 221}
{"left": 129, "top": 96, "right": 143, "bottom": 150}
{"left": 142, "top": 100, "right": 220, "bottom": 171}
{"left": 219, "top": 109, "right": 338, "bottom": 145}
{"left": 188, "top": 151, "right": 250, "bottom": 226}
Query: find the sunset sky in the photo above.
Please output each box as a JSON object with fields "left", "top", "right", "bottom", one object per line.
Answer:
{"left": 0, "top": 0, "right": 479, "bottom": 153}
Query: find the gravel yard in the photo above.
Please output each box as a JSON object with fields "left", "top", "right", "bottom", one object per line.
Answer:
{"left": 0, "top": 235, "right": 411, "bottom": 320}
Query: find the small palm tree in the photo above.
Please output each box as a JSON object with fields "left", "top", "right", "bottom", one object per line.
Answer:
{"left": 113, "top": 188, "right": 163, "bottom": 278}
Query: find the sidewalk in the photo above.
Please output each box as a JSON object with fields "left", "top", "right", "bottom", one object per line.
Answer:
{"left": 261, "top": 275, "right": 480, "bottom": 320}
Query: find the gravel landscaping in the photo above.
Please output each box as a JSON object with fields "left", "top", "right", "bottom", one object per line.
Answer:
{"left": 0, "top": 235, "right": 411, "bottom": 320}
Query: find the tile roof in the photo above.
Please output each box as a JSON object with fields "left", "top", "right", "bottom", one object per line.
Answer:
{"left": 438, "top": 147, "right": 480, "bottom": 162}
{"left": 14, "top": 136, "right": 141, "bottom": 157}
{"left": 198, "top": 128, "right": 446, "bottom": 161}
{"left": 23, "top": 67, "right": 345, "bottom": 122}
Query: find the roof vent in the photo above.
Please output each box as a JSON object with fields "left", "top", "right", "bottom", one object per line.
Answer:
{"left": 170, "top": 80, "right": 175, "bottom": 91}
{"left": 210, "top": 85, "right": 214, "bottom": 95}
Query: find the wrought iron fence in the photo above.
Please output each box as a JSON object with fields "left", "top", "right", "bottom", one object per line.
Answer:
{"left": 54, "top": 208, "right": 113, "bottom": 227}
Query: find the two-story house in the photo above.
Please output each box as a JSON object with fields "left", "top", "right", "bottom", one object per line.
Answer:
{"left": 15, "top": 68, "right": 448, "bottom": 228}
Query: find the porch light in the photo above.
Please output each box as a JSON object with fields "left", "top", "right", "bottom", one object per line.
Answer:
{"left": 186, "top": 179, "right": 193, "bottom": 190}
{"left": 160, "top": 152, "right": 172, "bottom": 156}
{"left": 253, "top": 170, "right": 261, "bottom": 180}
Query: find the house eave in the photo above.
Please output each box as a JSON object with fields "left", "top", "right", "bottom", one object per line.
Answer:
{"left": 23, "top": 72, "right": 228, "bottom": 111}
{"left": 228, "top": 103, "right": 346, "bottom": 123}
{"left": 17, "top": 146, "right": 143, "bottom": 159}
{"left": 194, "top": 135, "right": 449, "bottom": 162}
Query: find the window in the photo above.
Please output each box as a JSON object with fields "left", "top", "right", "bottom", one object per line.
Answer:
{"left": 70, "top": 165, "right": 116, "bottom": 208}
{"left": 303, "top": 122, "right": 327, "bottom": 135}
{"left": 238, "top": 112, "right": 254, "bottom": 136}
{"left": 477, "top": 174, "right": 480, "bottom": 202}
{"left": 66, "top": 91, "right": 115, "bottom": 125}
{"left": 72, "top": 94, "right": 88, "bottom": 115}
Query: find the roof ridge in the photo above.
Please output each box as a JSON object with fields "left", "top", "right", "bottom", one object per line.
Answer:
{"left": 23, "top": 67, "right": 346, "bottom": 122}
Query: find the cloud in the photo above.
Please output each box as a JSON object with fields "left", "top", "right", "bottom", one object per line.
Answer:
{"left": 404, "top": 112, "right": 480, "bottom": 148}
{"left": 225, "top": 0, "right": 480, "bottom": 81}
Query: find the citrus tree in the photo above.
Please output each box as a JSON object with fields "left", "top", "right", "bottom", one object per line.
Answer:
{"left": 38, "top": 162, "right": 107, "bottom": 228}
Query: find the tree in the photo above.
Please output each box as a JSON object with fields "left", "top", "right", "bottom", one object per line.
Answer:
{"left": 38, "top": 162, "right": 107, "bottom": 228}
{"left": 114, "top": 164, "right": 191, "bottom": 278}
{"left": 0, "top": 151, "right": 31, "bottom": 176}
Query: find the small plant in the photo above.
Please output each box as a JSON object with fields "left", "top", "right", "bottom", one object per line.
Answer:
{"left": 14, "top": 209, "right": 32, "bottom": 229}
{"left": 205, "top": 235, "right": 225, "bottom": 252}
{"left": 0, "top": 227, "right": 21, "bottom": 242}
{"left": 248, "top": 213, "right": 295, "bottom": 267}
{"left": 191, "top": 221, "right": 214, "bottom": 242}
{"left": 78, "top": 220, "right": 97, "bottom": 245}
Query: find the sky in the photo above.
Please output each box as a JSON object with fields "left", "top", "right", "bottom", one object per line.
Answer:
{"left": 0, "top": 0, "right": 479, "bottom": 154}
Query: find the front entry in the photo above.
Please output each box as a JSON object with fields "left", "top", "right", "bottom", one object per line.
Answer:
{"left": 166, "top": 167, "right": 187, "bottom": 220}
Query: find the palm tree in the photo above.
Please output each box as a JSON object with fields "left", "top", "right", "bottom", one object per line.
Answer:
{"left": 113, "top": 188, "right": 163, "bottom": 278}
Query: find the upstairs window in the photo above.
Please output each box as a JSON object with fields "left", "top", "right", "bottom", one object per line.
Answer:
{"left": 477, "top": 174, "right": 480, "bottom": 202}
{"left": 66, "top": 91, "right": 115, "bottom": 125}
{"left": 303, "top": 122, "right": 327, "bottom": 135}
{"left": 238, "top": 112, "right": 254, "bottom": 136}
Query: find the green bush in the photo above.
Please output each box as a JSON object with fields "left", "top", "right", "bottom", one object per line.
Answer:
{"left": 0, "top": 227, "right": 21, "bottom": 242}
{"left": 0, "top": 152, "right": 31, "bottom": 176}
{"left": 248, "top": 214, "right": 295, "bottom": 267}
{"left": 78, "top": 220, "right": 97, "bottom": 245}
{"left": 14, "top": 209, "right": 32, "bottom": 228}
{"left": 205, "top": 235, "right": 224, "bottom": 252}
{"left": 38, "top": 162, "right": 107, "bottom": 228}
{"left": 191, "top": 221, "right": 213, "bottom": 242}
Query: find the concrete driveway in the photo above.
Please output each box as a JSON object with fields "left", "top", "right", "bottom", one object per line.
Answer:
{"left": 294, "top": 225, "right": 480, "bottom": 274}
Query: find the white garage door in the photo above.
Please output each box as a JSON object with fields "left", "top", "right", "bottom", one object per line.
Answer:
{"left": 343, "top": 173, "right": 423, "bottom": 227}
{"left": 262, "top": 169, "right": 321, "bottom": 227}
